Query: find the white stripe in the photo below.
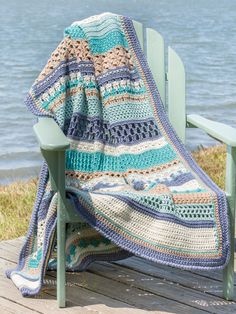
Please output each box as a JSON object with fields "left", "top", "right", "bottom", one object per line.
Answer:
{"left": 11, "top": 273, "right": 40, "bottom": 290}
{"left": 69, "top": 137, "right": 168, "bottom": 156}
{"left": 169, "top": 179, "right": 201, "bottom": 192}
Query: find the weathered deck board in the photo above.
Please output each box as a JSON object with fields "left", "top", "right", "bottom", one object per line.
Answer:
{"left": 114, "top": 256, "right": 236, "bottom": 295}
{"left": 0, "top": 238, "right": 235, "bottom": 313}
{"left": 0, "top": 259, "right": 145, "bottom": 314}
{"left": 88, "top": 261, "right": 236, "bottom": 313}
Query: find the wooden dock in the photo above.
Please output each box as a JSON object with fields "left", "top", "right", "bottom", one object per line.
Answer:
{"left": 0, "top": 237, "right": 235, "bottom": 313}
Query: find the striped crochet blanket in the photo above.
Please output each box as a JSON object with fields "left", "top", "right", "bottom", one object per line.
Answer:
{"left": 7, "top": 12, "right": 230, "bottom": 297}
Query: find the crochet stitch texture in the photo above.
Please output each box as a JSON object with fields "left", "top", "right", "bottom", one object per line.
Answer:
{"left": 6, "top": 12, "right": 230, "bottom": 296}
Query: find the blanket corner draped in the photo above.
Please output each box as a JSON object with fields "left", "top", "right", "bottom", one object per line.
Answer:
{"left": 6, "top": 12, "right": 230, "bottom": 297}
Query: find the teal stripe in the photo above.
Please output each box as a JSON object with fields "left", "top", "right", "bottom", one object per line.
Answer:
{"left": 64, "top": 14, "right": 122, "bottom": 41}
{"left": 55, "top": 94, "right": 102, "bottom": 118}
{"left": 171, "top": 188, "right": 208, "bottom": 193}
{"left": 84, "top": 81, "right": 97, "bottom": 89}
{"left": 64, "top": 27, "right": 128, "bottom": 54}
{"left": 104, "top": 102, "right": 154, "bottom": 123}
{"left": 89, "top": 30, "right": 129, "bottom": 54}
{"left": 66, "top": 146, "right": 177, "bottom": 172}
{"left": 64, "top": 25, "right": 86, "bottom": 39}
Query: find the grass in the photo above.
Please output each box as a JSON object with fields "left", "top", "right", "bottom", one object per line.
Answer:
{"left": 192, "top": 144, "right": 226, "bottom": 190}
{"left": 0, "top": 145, "right": 227, "bottom": 241}
{"left": 0, "top": 178, "right": 38, "bottom": 241}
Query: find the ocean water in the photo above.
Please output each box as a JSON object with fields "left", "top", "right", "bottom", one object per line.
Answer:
{"left": 0, "top": 0, "right": 236, "bottom": 184}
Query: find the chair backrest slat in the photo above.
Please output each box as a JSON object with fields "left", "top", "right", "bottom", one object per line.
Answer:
{"left": 168, "top": 47, "right": 186, "bottom": 143}
{"left": 146, "top": 28, "right": 166, "bottom": 107}
{"left": 132, "top": 20, "right": 144, "bottom": 50}
{"left": 133, "top": 20, "right": 186, "bottom": 143}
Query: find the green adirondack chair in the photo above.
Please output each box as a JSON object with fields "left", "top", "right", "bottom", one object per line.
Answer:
{"left": 33, "top": 20, "right": 236, "bottom": 307}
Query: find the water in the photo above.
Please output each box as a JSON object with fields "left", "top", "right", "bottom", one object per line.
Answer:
{"left": 1, "top": 0, "right": 236, "bottom": 184}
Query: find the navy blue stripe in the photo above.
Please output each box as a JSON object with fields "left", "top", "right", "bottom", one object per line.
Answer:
{"left": 67, "top": 112, "right": 161, "bottom": 146}
{"left": 96, "top": 65, "right": 140, "bottom": 86}
{"left": 32, "top": 59, "right": 95, "bottom": 97}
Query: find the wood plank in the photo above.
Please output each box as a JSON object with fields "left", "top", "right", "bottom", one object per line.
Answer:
{"left": 0, "top": 243, "right": 19, "bottom": 263}
{"left": 0, "top": 237, "right": 25, "bottom": 248}
{"left": 0, "top": 248, "right": 149, "bottom": 313}
{"left": 88, "top": 261, "right": 236, "bottom": 314}
{"left": 2, "top": 276, "right": 144, "bottom": 314}
{"left": 0, "top": 257, "right": 174, "bottom": 314}
{"left": 1, "top": 237, "right": 235, "bottom": 313}
{"left": 115, "top": 256, "right": 236, "bottom": 294}
{"left": 0, "top": 259, "right": 94, "bottom": 313}
{"left": 190, "top": 268, "right": 235, "bottom": 283}
{"left": 47, "top": 270, "right": 208, "bottom": 313}
{"left": 44, "top": 279, "right": 155, "bottom": 314}
{"left": 0, "top": 296, "right": 41, "bottom": 314}
{"left": 0, "top": 279, "right": 94, "bottom": 313}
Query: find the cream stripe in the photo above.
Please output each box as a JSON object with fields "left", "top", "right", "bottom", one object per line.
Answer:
{"left": 69, "top": 137, "right": 167, "bottom": 155}
{"left": 84, "top": 193, "right": 217, "bottom": 251}
{"left": 100, "top": 78, "right": 144, "bottom": 93}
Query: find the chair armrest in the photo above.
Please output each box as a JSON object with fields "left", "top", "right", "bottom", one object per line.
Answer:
{"left": 33, "top": 118, "right": 70, "bottom": 151}
{"left": 187, "top": 114, "right": 236, "bottom": 147}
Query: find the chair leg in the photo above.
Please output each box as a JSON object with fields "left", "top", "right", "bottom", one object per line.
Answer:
{"left": 57, "top": 216, "right": 66, "bottom": 307}
{"left": 42, "top": 148, "right": 67, "bottom": 306}
{"left": 223, "top": 249, "right": 234, "bottom": 300}
{"left": 56, "top": 151, "right": 66, "bottom": 307}
{"left": 223, "top": 146, "right": 236, "bottom": 300}
{"left": 223, "top": 197, "right": 235, "bottom": 300}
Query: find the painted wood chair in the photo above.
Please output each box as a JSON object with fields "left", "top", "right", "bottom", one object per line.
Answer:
{"left": 33, "top": 20, "right": 236, "bottom": 307}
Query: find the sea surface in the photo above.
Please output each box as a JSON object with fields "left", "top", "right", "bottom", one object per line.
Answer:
{"left": 1, "top": 0, "right": 236, "bottom": 184}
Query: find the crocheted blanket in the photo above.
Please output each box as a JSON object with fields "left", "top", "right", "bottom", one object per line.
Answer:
{"left": 7, "top": 12, "right": 230, "bottom": 297}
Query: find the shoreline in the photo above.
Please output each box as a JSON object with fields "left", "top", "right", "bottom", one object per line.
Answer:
{"left": 0, "top": 144, "right": 226, "bottom": 241}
